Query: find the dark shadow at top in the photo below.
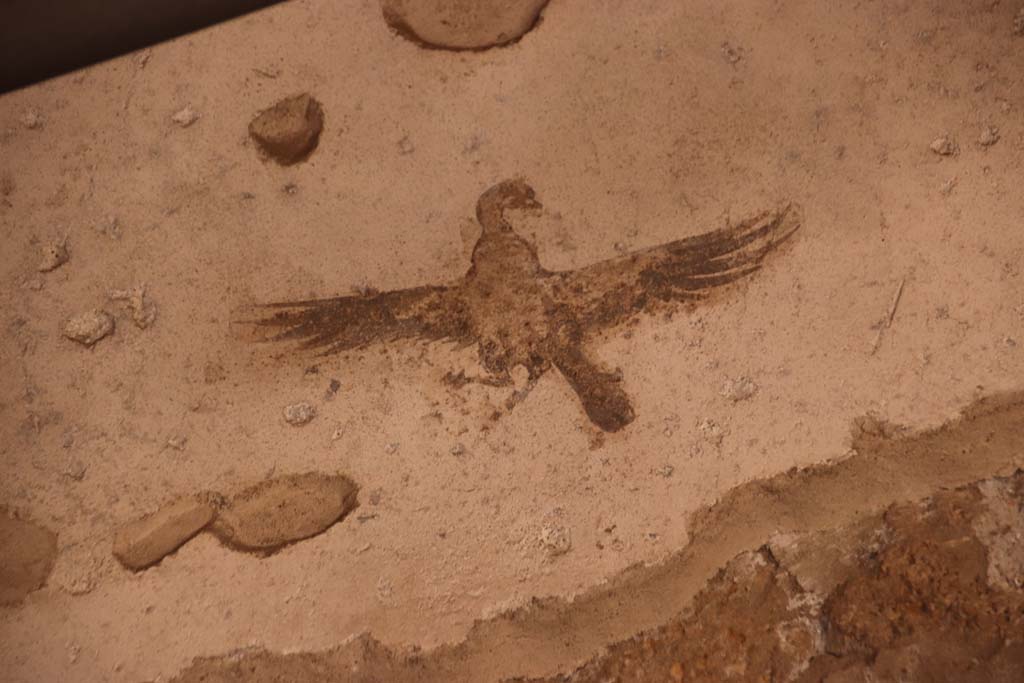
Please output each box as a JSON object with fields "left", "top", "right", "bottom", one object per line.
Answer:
{"left": 0, "top": 0, "right": 284, "bottom": 94}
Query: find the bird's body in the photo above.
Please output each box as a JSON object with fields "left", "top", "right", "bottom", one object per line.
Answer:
{"left": 463, "top": 204, "right": 556, "bottom": 377}
{"left": 243, "top": 179, "right": 799, "bottom": 431}
{"left": 462, "top": 274, "right": 556, "bottom": 377}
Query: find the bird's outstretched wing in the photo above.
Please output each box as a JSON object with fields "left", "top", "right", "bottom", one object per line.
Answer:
{"left": 237, "top": 284, "right": 470, "bottom": 354}
{"left": 551, "top": 205, "right": 800, "bottom": 329}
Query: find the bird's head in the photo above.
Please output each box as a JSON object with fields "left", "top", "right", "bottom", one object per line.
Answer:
{"left": 476, "top": 178, "right": 543, "bottom": 233}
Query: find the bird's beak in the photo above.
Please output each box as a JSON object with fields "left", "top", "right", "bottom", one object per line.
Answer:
{"left": 523, "top": 196, "right": 543, "bottom": 213}
{"left": 512, "top": 189, "right": 543, "bottom": 214}
{"left": 490, "top": 179, "right": 543, "bottom": 217}
{"left": 503, "top": 195, "right": 543, "bottom": 216}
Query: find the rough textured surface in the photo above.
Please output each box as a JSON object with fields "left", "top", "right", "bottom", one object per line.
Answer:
{"left": 37, "top": 239, "right": 69, "bottom": 272}
{"left": 531, "top": 550, "right": 824, "bottom": 683}
{"left": 0, "top": 512, "right": 58, "bottom": 605}
{"left": 805, "top": 484, "right": 1024, "bottom": 683}
{"left": 109, "top": 284, "right": 157, "bottom": 329}
{"left": 382, "top": 0, "right": 549, "bottom": 50}
{"left": 248, "top": 93, "right": 324, "bottom": 165}
{"left": 211, "top": 473, "right": 358, "bottom": 552}
{"left": 173, "top": 469, "right": 1024, "bottom": 683}
{"left": 61, "top": 309, "right": 114, "bottom": 346}
{"left": 171, "top": 105, "right": 200, "bottom": 128}
{"left": 282, "top": 401, "right": 316, "bottom": 425}
{"left": 532, "top": 473, "right": 1024, "bottom": 683}
{"left": 112, "top": 497, "right": 216, "bottom": 570}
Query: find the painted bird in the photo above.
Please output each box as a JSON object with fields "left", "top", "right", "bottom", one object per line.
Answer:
{"left": 242, "top": 179, "right": 799, "bottom": 431}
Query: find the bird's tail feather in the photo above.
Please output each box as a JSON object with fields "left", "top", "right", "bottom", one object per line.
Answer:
{"left": 552, "top": 347, "right": 635, "bottom": 432}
